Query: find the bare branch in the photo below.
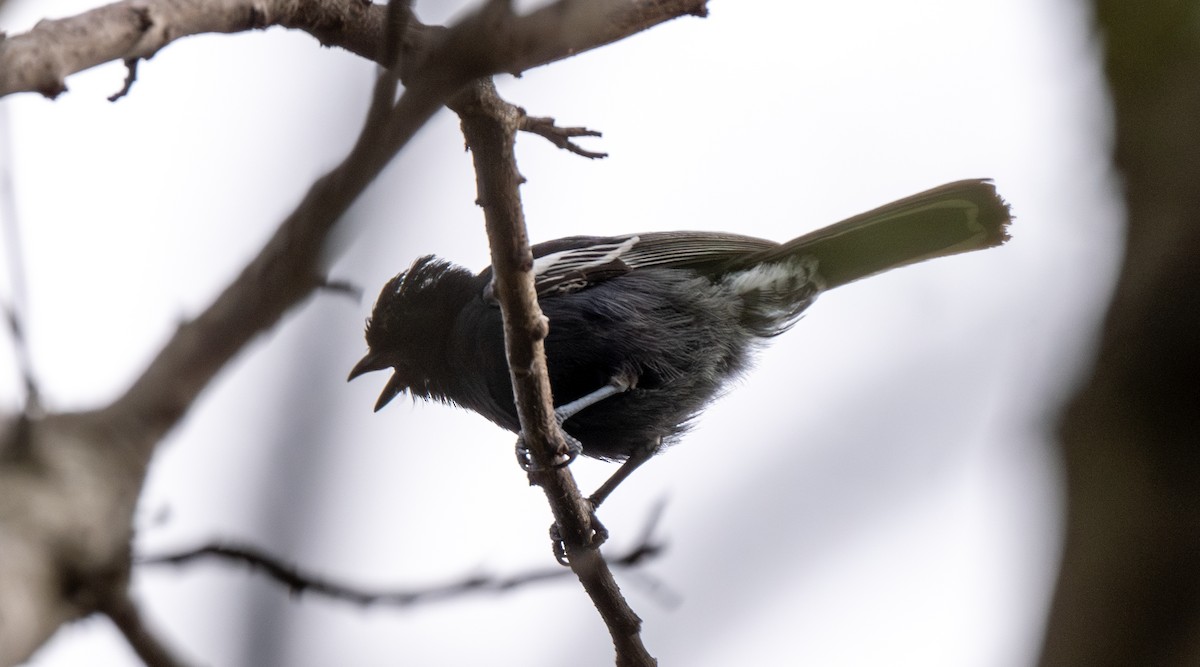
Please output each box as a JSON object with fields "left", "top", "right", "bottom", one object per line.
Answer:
{"left": 0, "top": 0, "right": 392, "bottom": 98}
{"left": 521, "top": 115, "right": 607, "bottom": 158}
{"left": 317, "top": 278, "right": 365, "bottom": 302}
{"left": 137, "top": 523, "right": 666, "bottom": 608}
{"left": 496, "top": 0, "right": 708, "bottom": 76}
{"left": 455, "top": 78, "right": 656, "bottom": 666}
{"left": 101, "top": 590, "right": 196, "bottom": 667}
{"left": 0, "top": 0, "right": 707, "bottom": 99}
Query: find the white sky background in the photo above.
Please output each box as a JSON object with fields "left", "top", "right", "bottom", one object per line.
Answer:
{"left": 0, "top": 0, "right": 1121, "bottom": 665}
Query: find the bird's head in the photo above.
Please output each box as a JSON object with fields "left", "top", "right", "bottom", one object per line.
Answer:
{"left": 348, "top": 255, "right": 478, "bottom": 411}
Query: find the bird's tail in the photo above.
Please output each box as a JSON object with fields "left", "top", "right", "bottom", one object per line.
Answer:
{"left": 738, "top": 179, "right": 1012, "bottom": 290}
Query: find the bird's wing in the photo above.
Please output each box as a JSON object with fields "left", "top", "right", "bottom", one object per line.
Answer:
{"left": 526, "top": 232, "right": 780, "bottom": 297}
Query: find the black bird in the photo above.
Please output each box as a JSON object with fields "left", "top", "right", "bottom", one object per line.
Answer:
{"left": 349, "top": 179, "right": 1011, "bottom": 507}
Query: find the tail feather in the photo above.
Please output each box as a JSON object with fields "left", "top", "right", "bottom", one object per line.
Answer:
{"left": 740, "top": 179, "right": 1012, "bottom": 290}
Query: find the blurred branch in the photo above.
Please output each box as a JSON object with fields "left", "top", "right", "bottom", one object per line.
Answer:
{"left": 101, "top": 589, "right": 196, "bottom": 667}
{"left": 0, "top": 107, "right": 39, "bottom": 418}
{"left": 455, "top": 78, "right": 654, "bottom": 666}
{"left": 138, "top": 508, "right": 667, "bottom": 608}
{"left": 1042, "top": 1, "right": 1200, "bottom": 665}
{"left": 110, "top": 0, "right": 454, "bottom": 461}
{"left": 0, "top": 1, "right": 708, "bottom": 663}
{"left": 0, "top": 0, "right": 708, "bottom": 100}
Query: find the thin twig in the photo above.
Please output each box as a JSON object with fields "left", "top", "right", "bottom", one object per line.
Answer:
{"left": 317, "top": 278, "right": 364, "bottom": 302}
{"left": 137, "top": 521, "right": 666, "bottom": 608}
{"left": 521, "top": 115, "right": 607, "bottom": 158}
{"left": 107, "top": 58, "right": 140, "bottom": 102}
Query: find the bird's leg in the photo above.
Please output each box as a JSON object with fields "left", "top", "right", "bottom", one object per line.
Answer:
{"left": 587, "top": 439, "right": 658, "bottom": 510}
{"left": 555, "top": 380, "right": 628, "bottom": 423}
{"left": 548, "top": 438, "right": 658, "bottom": 563}
{"left": 510, "top": 374, "right": 634, "bottom": 565}
{"left": 514, "top": 375, "right": 633, "bottom": 472}
{"left": 551, "top": 434, "right": 654, "bottom": 563}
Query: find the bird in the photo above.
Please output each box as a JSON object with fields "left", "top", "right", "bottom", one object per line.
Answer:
{"left": 349, "top": 179, "right": 1011, "bottom": 508}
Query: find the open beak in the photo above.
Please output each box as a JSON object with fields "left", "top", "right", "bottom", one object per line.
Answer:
{"left": 348, "top": 351, "right": 388, "bottom": 382}
{"left": 372, "top": 373, "right": 407, "bottom": 412}
{"left": 348, "top": 352, "right": 407, "bottom": 412}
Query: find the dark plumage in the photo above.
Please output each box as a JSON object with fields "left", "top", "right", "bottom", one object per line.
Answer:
{"left": 350, "top": 179, "right": 1011, "bottom": 494}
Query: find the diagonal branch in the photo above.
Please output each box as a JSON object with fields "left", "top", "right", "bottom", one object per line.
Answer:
{"left": 104, "top": 15, "right": 451, "bottom": 457}
{"left": 0, "top": 109, "right": 39, "bottom": 417}
{"left": 105, "top": 0, "right": 706, "bottom": 461}
{"left": 455, "top": 78, "right": 656, "bottom": 667}
{"left": 101, "top": 589, "right": 196, "bottom": 667}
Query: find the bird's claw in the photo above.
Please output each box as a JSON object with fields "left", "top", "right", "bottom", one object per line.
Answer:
{"left": 550, "top": 510, "right": 609, "bottom": 566}
{"left": 514, "top": 428, "right": 583, "bottom": 473}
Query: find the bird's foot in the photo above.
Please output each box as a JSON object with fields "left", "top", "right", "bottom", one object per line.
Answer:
{"left": 514, "top": 427, "right": 582, "bottom": 473}
{"left": 550, "top": 509, "right": 609, "bottom": 566}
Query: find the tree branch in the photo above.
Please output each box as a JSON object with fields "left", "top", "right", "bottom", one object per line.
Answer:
{"left": 137, "top": 513, "right": 666, "bottom": 609}
{"left": 101, "top": 589, "right": 196, "bottom": 667}
{"left": 455, "top": 78, "right": 656, "bottom": 667}
{"left": 521, "top": 115, "right": 607, "bottom": 159}
{"left": 0, "top": 108, "right": 39, "bottom": 416}
{"left": 1042, "top": 1, "right": 1200, "bottom": 664}
{"left": 0, "top": 0, "right": 707, "bottom": 100}
{"left": 0, "top": 0, "right": 391, "bottom": 98}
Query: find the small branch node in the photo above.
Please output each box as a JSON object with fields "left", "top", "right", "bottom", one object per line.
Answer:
{"left": 319, "top": 278, "right": 364, "bottom": 302}
{"left": 107, "top": 58, "right": 140, "bottom": 102}
{"left": 520, "top": 115, "right": 607, "bottom": 159}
